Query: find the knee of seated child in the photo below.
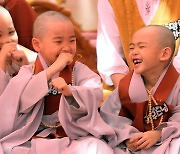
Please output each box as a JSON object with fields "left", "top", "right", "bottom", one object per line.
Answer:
{"left": 79, "top": 136, "right": 113, "bottom": 154}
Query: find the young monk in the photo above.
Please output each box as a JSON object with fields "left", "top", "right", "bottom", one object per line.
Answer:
{"left": 0, "top": 6, "right": 37, "bottom": 94}
{"left": 0, "top": 11, "right": 113, "bottom": 154}
{"left": 100, "top": 25, "right": 180, "bottom": 153}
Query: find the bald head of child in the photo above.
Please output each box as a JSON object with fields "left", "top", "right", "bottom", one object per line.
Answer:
{"left": 129, "top": 25, "right": 175, "bottom": 76}
{"left": 32, "top": 11, "right": 76, "bottom": 66}
{"left": 33, "top": 11, "right": 73, "bottom": 40}
{"left": 149, "top": 25, "right": 175, "bottom": 59}
{"left": 0, "top": 6, "right": 12, "bottom": 21}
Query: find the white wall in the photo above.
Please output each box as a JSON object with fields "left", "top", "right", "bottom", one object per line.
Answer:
{"left": 63, "top": 0, "right": 98, "bottom": 31}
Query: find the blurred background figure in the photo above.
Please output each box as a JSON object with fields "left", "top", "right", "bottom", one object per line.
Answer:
{"left": 0, "top": 0, "right": 37, "bottom": 50}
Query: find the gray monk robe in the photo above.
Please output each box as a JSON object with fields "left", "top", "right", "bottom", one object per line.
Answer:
{"left": 0, "top": 54, "right": 114, "bottom": 154}
{"left": 100, "top": 63, "right": 180, "bottom": 154}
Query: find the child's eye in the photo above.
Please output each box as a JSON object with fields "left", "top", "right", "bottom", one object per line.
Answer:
{"left": 55, "top": 41, "right": 62, "bottom": 44}
{"left": 9, "top": 30, "right": 15, "bottom": 35}
{"left": 129, "top": 47, "right": 134, "bottom": 50}
{"left": 139, "top": 46, "right": 145, "bottom": 49}
{"left": 70, "top": 39, "right": 76, "bottom": 43}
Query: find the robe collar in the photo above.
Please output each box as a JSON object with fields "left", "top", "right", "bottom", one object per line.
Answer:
{"left": 129, "top": 64, "right": 169, "bottom": 102}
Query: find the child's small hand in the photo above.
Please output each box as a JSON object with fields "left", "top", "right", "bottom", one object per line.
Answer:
{"left": 0, "top": 42, "right": 16, "bottom": 63}
{"left": 55, "top": 52, "right": 73, "bottom": 71}
{"left": 126, "top": 139, "right": 139, "bottom": 152}
{"left": 0, "top": 43, "right": 17, "bottom": 72}
{"left": 11, "top": 50, "right": 29, "bottom": 66}
{"left": 46, "top": 53, "right": 73, "bottom": 80}
{"left": 129, "top": 130, "right": 161, "bottom": 150}
{"left": 49, "top": 77, "right": 72, "bottom": 96}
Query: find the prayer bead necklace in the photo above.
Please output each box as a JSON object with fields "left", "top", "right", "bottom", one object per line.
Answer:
{"left": 146, "top": 88, "right": 163, "bottom": 130}
{"left": 71, "top": 69, "right": 74, "bottom": 86}
{"left": 41, "top": 121, "right": 61, "bottom": 128}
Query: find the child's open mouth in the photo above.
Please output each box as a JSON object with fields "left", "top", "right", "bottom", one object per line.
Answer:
{"left": 133, "top": 59, "right": 142, "bottom": 65}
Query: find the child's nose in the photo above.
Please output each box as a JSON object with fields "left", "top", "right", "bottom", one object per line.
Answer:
{"left": 61, "top": 46, "right": 71, "bottom": 53}
{"left": 132, "top": 48, "right": 139, "bottom": 55}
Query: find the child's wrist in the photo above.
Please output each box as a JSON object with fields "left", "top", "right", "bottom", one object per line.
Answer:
{"left": 0, "top": 61, "right": 7, "bottom": 72}
{"left": 52, "top": 61, "right": 64, "bottom": 72}
{"left": 0, "top": 55, "right": 7, "bottom": 63}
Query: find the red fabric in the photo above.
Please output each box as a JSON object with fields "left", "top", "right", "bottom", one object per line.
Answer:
{"left": 1, "top": 0, "right": 37, "bottom": 50}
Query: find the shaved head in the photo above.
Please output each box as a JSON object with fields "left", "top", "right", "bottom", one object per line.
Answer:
{"left": 0, "top": 6, "right": 13, "bottom": 22}
{"left": 33, "top": 11, "right": 72, "bottom": 39}
{"left": 0, "top": 6, "right": 10, "bottom": 16}
{"left": 138, "top": 25, "right": 176, "bottom": 55}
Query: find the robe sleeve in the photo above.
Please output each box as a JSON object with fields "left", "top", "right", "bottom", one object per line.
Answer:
{"left": 0, "top": 68, "right": 10, "bottom": 95}
{"left": 0, "top": 66, "right": 33, "bottom": 138}
{"left": 19, "top": 69, "right": 49, "bottom": 113}
{"left": 96, "top": 0, "right": 129, "bottom": 85}
{"left": 59, "top": 62, "right": 115, "bottom": 140}
{"left": 156, "top": 77, "right": 180, "bottom": 143}
{"left": 100, "top": 88, "right": 140, "bottom": 148}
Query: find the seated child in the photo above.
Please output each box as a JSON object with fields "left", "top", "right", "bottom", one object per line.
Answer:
{"left": 0, "top": 11, "right": 113, "bottom": 154}
{"left": 0, "top": 6, "right": 37, "bottom": 94}
{"left": 100, "top": 25, "right": 180, "bottom": 153}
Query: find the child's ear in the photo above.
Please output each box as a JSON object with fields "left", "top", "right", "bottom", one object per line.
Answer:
{"left": 32, "top": 38, "right": 40, "bottom": 52}
{"left": 160, "top": 47, "right": 172, "bottom": 61}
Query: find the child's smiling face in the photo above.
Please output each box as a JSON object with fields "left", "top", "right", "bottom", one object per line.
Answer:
{"left": 129, "top": 27, "right": 164, "bottom": 77}
{"left": 0, "top": 11, "right": 18, "bottom": 51}
{"left": 34, "top": 20, "right": 76, "bottom": 66}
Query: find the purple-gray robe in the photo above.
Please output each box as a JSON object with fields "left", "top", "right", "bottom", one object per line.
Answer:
{"left": 100, "top": 66, "right": 180, "bottom": 154}
{"left": 0, "top": 57, "right": 114, "bottom": 154}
